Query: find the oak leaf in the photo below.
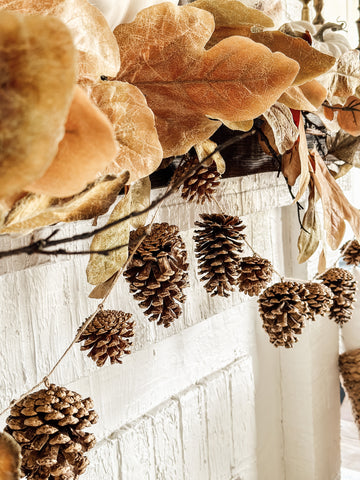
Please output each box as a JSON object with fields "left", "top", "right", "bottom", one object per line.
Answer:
{"left": 114, "top": 3, "right": 300, "bottom": 157}
{"left": 90, "top": 81, "right": 163, "bottom": 183}
{"left": 299, "top": 80, "right": 327, "bottom": 110}
{"left": 0, "top": 431, "right": 21, "bottom": 480}
{"left": 310, "top": 149, "right": 360, "bottom": 249}
{"left": 86, "top": 177, "right": 151, "bottom": 285}
{"left": 297, "top": 179, "right": 321, "bottom": 263}
{"left": 278, "top": 87, "right": 317, "bottom": 112}
{"left": 0, "top": 0, "right": 120, "bottom": 82}
{"left": 1, "top": 173, "right": 129, "bottom": 235}
{"left": 0, "top": 10, "right": 76, "bottom": 198}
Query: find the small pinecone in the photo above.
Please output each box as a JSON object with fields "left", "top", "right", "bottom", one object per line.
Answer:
{"left": 76, "top": 309, "right": 134, "bottom": 367}
{"left": 304, "top": 282, "right": 333, "bottom": 320}
{"left": 173, "top": 151, "right": 221, "bottom": 204}
{"left": 320, "top": 267, "right": 357, "bottom": 325}
{"left": 341, "top": 239, "right": 360, "bottom": 266}
{"left": 124, "top": 223, "right": 189, "bottom": 328}
{"left": 238, "top": 255, "right": 274, "bottom": 296}
{"left": 258, "top": 281, "right": 310, "bottom": 348}
{"left": 4, "top": 384, "right": 98, "bottom": 480}
{"left": 194, "top": 214, "right": 246, "bottom": 297}
{"left": 339, "top": 348, "right": 360, "bottom": 433}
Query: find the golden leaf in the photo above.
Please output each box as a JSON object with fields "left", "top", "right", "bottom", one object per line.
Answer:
{"left": 310, "top": 149, "right": 360, "bottom": 249}
{"left": 194, "top": 140, "right": 226, "bottom": 174}
{"left": 297, "top": 179, "right": 321, "bottom": 263}
{"left": 262, "top": 103, "right": 298, "bottom": 155}
{"left": 317, "top": 249, "right": 327, "bottom": 274}
{"left": 221, "top": 119, "right": 254, "bottom": 132}
{"left": 114, "top": 3, "right": 299, "bottom": 157}
{"left": 299, "top": 80, "right": 327, "bottom": 109}
{"left": 278, "top": 87, "right": 317, "bottom": 112}
{"left": 248, "top": 30, "right": 336, "bottom": 86}
{"left": 286, "top": 115, "right": 310, "bottom": 201}
{"left": 91, "top": 81, "right": 163, "bottom": 183}
{"left": 1, "top": 173, "right": 129, "bottom": 235}
{"left": 88, "top": 271, "right": 119, "bottom": 299}
{"left": 329, "top": 50, "right": 360, "bottom": 101}
{"left": 86, "top": 177, "right": 151, "bottom": 285}
{"left": 0, "top": 432, "right": 21, "bottom": 480}
{"left": 0, "top": 0, "right": 120, "bottom": 82}
{"left": 26, "top": 86, "right": 118, "bottom": 197}
{"left": 0, "top": 10, "right": 76, "bottom": 198}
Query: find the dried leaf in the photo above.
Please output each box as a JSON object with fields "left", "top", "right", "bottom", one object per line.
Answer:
{"left": 329, "top": 50, "right": 360, "bottom": 101}
{"left": 297, "top": 179, "right": 321, "bottom": 263}
{"left": 114, "top": 3, "right": 299, "bottom": 156}
{"left": 326, "top": 130, "right": 360, "bottom": 166}
{"left": 86, "top": 177, "right": 150, "bottom": 285}
{"left": 310, "top": 149, "right": 360, "bottom": 249}
{"left": 0, "top": 432, "right": 21, "bottom": 480}
{"left": 1, "top": 173, "right": 129, "bottom": 235}
{"left": 337, "top": 96, "right": 360, "bottom": 136}
{"left": 262, "top": 103, "right": 298, "bottom": 155}
{"left": 221, "top": 119, "right": 253, "bottom": 132}
{"left": 88, "top": 270, "right": 120, "bottom": 299}
{"left": 1, "top": 0, "right": 120, "bottom": 81}
{"left": 317, "top": 248, "right": 327, "bottom": 274}
{"left": 289, "top": 115, "right": 310, "bottom": 201}
{"left": 91, "top": 81, "right": 163, "bottom": 183}
{"left": 299, "top": 80, "right": 327, "bottom": 110}
{"left": 0, "top": 10, "right": 76, "bottom": 198}
{"left": 278, "top": 87, "right": 317, "bottom": 112}
{"left": 26, "top": 86, "right": 118, "bottom": 197}
{"left": 194, "top": 140, "right": 226, "bottom": 174}
{"left": 248, "top": 30, "right": 336, "bottom": 86}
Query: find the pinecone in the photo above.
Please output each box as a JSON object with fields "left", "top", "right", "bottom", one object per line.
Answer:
{"left": 339, "top": 348, "right": 360, "bottom": 434}
{"left": 238, "top": 255, "right": 273, "bottom": 296}
{"left": 76, "top": 309, "right": 134, "bottom": 367}
{"left": 320, "top": 267, "right": 357, "bottom": 325}
{"left": 124, "top": 223, "right": 189, "bottom": 328}
{"left": 304, "top": 282, "right": 333, "bottom": 320}
{"left": 341, "top": 239, "right": 360, "bottom": 266}
{"left": 194, "top": 214, "right": 246, "bottom": 297}
{"left": 173, "top": 151, "right": 221, "bottom": 204}
{"left": 258, "top": 281, "right": 310, "bottom": 348}
{"left": 4, "top": 384, "right": 98, "bottom": 480}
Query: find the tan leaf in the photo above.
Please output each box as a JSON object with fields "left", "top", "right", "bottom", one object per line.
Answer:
{"left": 0, "top": 10, "right": 76, "bottom": 198}
{"left": 278, "top": 86, "right": 317, "bottom": 112}
{"left": 337, "top": 96, "right": 360, "bottom": 136}
{"left": 291, "top": 115, "right": 310, "bottom": 201}
{"left": 194, "top": 140, "right": 226, "bottom": 174}
{"left": 310, "top": 149, "right": 360, "bottom": 249}
{"left": 221, "top": 119, "right": 253, "bottom": 132}
{"left": 329, "top": 50, "right": 360, "bottom": 101}
{"left": 26, "top": 86, "right": 118, "bottom": 197}
{"left": 88, "top": 271, "right": 120, "bottom": 299}
{"left": 0, "top": 431, "right": 21, "bottom": 480}
{"left": 1, "top": 173, "right": 129, "bottom": 235}
{"left": 297, "top": 179, "right": 321, "bottom": 263}
{"left": 0, "top": 0, "right": 120, "bottom": 82}
{"left": 262, "top": 103, "right": 298, "bottom": 155}
{"left": 91, "top": 81, "right": 163, "bottom": 183}
{"left": 248, "top": 30, "right": 336, "bottom": 86}
{"left": 299, "top": 80, "right": 327, "bottom": 109}
{"left": 317, "top": 248, "right": 327, "bottom": 274}
{"left": 114, "top": 3, "right": 299, "bottom": 157}
{"left": 206, "top": 24, "right": 253, "bottom": 48}
{"left": 86, "top": 177, "right": 149, "bottom": 285}
{"left": 326, "top": 130, "right": 360, "bottom": 167}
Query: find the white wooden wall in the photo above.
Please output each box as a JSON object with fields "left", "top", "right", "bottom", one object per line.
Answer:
{"left": 0, "top": 172, "right": 342, "bottom": 479}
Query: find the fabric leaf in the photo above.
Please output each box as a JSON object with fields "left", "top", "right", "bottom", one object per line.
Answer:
{"left": 326, "top": 130, "right": 360, "bottom": 167}
{"left": 114, "top": 3, "right": 299, "bottom": 157}
{"left": 328, "top": 50, "right": 360, "bottom": 101}
{"left": 310, "top": 149, "right": 360, "bottom": 249}
{"left": 88, "top": 271, "right": 119, "bottom": 299}
{"left": 278, "top": 86, "right": 317, "bottom": 112}
{"left": 262, "top": 103, "right": 298, "bottom": 155}
{"left": 194, "top": 139, "right": 226, "bottom": 174}
{"left": 337, "top": 96, "right": 360, "bottom": 136}
{"left": 297, "top": 179, "right": 321, "bottom": 263}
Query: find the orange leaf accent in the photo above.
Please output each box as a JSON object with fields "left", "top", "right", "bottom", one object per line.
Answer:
{"left": 337, "top": 96, "right": 360, "bottom": 136}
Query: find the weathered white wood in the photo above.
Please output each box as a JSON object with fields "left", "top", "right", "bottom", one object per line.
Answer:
{"left": 84, "top": 438, "right": 120, "bottom": 480}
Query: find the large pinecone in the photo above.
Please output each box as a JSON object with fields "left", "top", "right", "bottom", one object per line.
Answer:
{"left": 76, "top": 309, "right": 134, "bottom": 367}
{"left": 4, "top": 384, "right": 97, "bottom": 480}
{"left": 124, "top": 223, "right": 189, "bottom": 328}
{"left": 238, "top": 255, "right": 273, "bottom": 296}
{"left": 173, "top": 151, "right": 221, "bottom": 204}
{"left": 320, "top": 267, "right": 357, "bottom": 325}
{"left": 194, "top": 214, "right": 246, "bottom": 297}
{"left": 304, "top": 282, "right": 333, "bottom": 320}
{"left": 339, "top": 348, "right": 360, "bottom": 434}
{"left": 258, "top": 281, "right": 310, "bottom": 348}
{"left": 341, "top": 239, "right": 360, "bottom": 266}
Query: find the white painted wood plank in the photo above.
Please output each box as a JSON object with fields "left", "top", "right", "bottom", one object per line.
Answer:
{"left": 117, "top": 416, "right": 155, "bottom": 480}
{"left": 83, "top": 438, "right": 120, "bottom": 480}
{"left": 150, "top": 399, "right": 184, "bottom": 480}
{"left": 227, "top": 357, "right": 257, "bottom": 480}
{"left": 178, "top": 386, "right": 209, "bottom": 480}
{"left": 201, "top": 370, "right": 232, "bottom": 480}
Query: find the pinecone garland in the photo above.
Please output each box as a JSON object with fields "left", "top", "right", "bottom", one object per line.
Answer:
{"left": 341, "top": 239, "right": 360, "bottom": 266}
{"left": 194, "top": 214, "right": 246, "bottom": 297}
{"left": 339, "top": 348, "right": 360, "bottom": 434}
{"left": 76, "top": 309, "right": 134, "bottom": 367}
{"left": 304, "top": 282, "right": 333, "bottom": 320}
{"left": 320, "top": 267, "right": 357, "bottom": 325}
{"left": 258, "top": 281, "right": 310, "bottom": 348}
{"left": 238, "top": 255, "right": 274, "bottom": 296}
{"left": 124, "top": 223, "right": 189, "bottom": 328}
{"left": 173, "top": 151, "right": 221, "bottom": 204}
{"left": 4, "top": 384, "right": 97, "bottom": 480}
